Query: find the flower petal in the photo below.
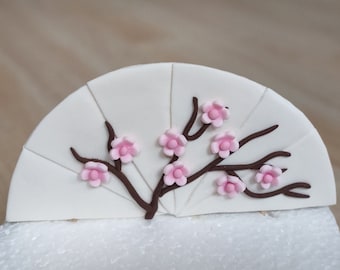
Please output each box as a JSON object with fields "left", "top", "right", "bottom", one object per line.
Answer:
{"left": 132, "top": 143, "right": 140, "bottom": 154}
{"left": 163, "top": 147, "right": 174, "bottom": 157}
{"left": 255, "top": 173, "right": 263, "bottom": 183}
{"left": 236, "top": 181, "right": 246, "bottom": 192}
{"left": 219, "top": 150, "right": 230, "bottom": 159}
{"left": 80, "top": 169, "right": 90, "bottom": 180}
{"left": 120, "top": 154, "right": 133, "bottom": 163}
{"left": 111, "top": 137, "right": 123, "bottom": 148}
{"left": 225, "top": 130, "right": 235, "bottom": 137}
{"left": 97, "top": 163, "right": 108, "bottom": 172}
{"left": 261, "top": 182, "right": 271, "bottom": 189}
{"left": 129, "top": 146, "right": 139, "bottom": 156}
{"left": 172, "top": 161, "right": 182, "bottom": 167}
{"left": 228, "top": 175, "right": 239, "bottom": 184}
{"left": 164, "top": 175, "right": 175, "bottom": 186}
{"left": 221, "top": 108, "right": 229, "bottom": 119}
{"left": 181, "top": 166, "right": 189, "bottom": 176}
{"left": 124, "top": 136, "right": 134, "bottom": 145}
{"left": 210, "top": 142, "right": 220, "bottom": 154}
{"left": 178, "top": 135, "right": 187, "bottom": 146}
{"left": 212, "top": 118, "right": 224, "bottom": 128}
{"left": 163, "top": 164, "right": 174, "bottom": 175}
{"left": 272, "top": 167, "right": 283, "bottom": 176}
{"left": 226, "top": 191, "right": 237, "bottom": 198}
{"left": 98, "top": 172, "right": 107, "bottom": 181}
{"left": 217, "top": 185, "right": 226, "bottom": 195}
{"left": 260, "top": 165, "right": 272, "bottom": 173}
{"left": 110, "top": 149, "right": 120, "bottom": 160}
{"left": 229, "top": 141, "right": 239, "bottom": 152}
{"left": 215, "top": 133, "right": 225, "bottom": 141}
{"left": 201, "top": 113, "right": 212, "bottom": 124}
{"left": 159, "top": 134, "right": 169, "bottom": 146}
{"left": 216, "top": 176, "right": 227, "bottom": 186}
{"left": 176, "top": 176, "right": 187, "bottom": 186}
{"left": 201, "top": 102, "right": 212, "bottom": 112}
{"left": 174, "top": 146, "right": 185, "bottom": 157}
{"left": 272, "top": 178, "right": 279, "bottom": 186}
{"left": 89, "top": 179, "right": 101, "bottom": 187}
{"left": 102, "top": 173, "right": 110, "bottom": 183}
{"left": 85, "top": 161, "right": 96, "bottom": 169}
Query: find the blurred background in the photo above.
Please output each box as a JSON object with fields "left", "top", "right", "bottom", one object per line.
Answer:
{"left": 0, "top": 0, "right": 339, "bottom": 224}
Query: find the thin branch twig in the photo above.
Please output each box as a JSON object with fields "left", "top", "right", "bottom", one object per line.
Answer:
{"left": 105, "top": 121, "right": 121, "bottom": 171}
{"left": 182, "top": 97, "right": 210, "bottom": 141}
{"left": 211, "top": 151, "right": 291, "bottom": 171}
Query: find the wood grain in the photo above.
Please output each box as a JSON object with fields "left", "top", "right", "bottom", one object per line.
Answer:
{"left": 0, "top": 0, "right": 339, "bottom": 224}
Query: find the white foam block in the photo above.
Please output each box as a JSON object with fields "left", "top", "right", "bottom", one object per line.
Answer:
{"left": 1, "top": 207, "right": 339, "bottom": 270}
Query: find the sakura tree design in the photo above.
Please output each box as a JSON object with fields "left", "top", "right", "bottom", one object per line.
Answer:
{"left": 70, "top": 97, "right": 311, "bottom": 219}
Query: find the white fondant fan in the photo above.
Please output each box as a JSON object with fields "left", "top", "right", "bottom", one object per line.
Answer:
{"left": 6, "top": 63, "right": 336, "bottom": 221}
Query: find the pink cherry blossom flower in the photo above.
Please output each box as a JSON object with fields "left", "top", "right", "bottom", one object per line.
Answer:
{"left": 216, "top": 175, "right": 246, "bottom": 198}
{"left": 255, "top": 165, "right": 282, "bottom": 189}
{"left": 211, "top": 131, "right": 239, "bottom": 158}
{"left": 163, "top": 161, "right": 189, "bottom": 186}
{"left": 110, "top": 137, "right": 139, "bottom": 163}
{"left": 80, "top": 161, "right": 110, "bottom": 187}
{"left": 159, "top": 129, "right": 187, "bottom": 157}
{"left": 201, "top": 100, "right": 229, "bottom": 127}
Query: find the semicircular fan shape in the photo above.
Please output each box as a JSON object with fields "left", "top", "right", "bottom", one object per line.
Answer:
{"left": 6, "top": 63, "right": 336, "bottom": 221}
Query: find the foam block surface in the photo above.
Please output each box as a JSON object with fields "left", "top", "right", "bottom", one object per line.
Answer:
{"left": 1, "top": 207, "right": 339, "bottom": 270}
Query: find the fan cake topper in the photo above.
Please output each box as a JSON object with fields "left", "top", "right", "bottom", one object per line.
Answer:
{"left": 6, "top": 63, "right": 336, "bottom": 221}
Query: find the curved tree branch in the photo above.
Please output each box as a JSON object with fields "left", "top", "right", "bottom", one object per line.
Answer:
{"left": 182, "top": 97, "right": 199, "bottom": 137}
{"left": 186, "top": 124, "right": 210, "bottom": 141}
{"left": 70, "top": 147, "right": 151, "bottom": 212}
{"left": 244, "top": 183, "right": 311, "bottom": 198}
{"left": 105, "top": 121, "right": 121, "bottom": 171}
{"left": 182, "top": 97, "right": 210, "bottom": 141}
{"left": 145, "top": 155, "right": 179, "bottom": 219}
{"left": 211, "top": 151, "right": 291, "bottom": 172}
{"left": 105, "top": 121, "right": 116, "bottom": 151}
{"left": 239, "top": 125, "right": 278, "bottom": 147}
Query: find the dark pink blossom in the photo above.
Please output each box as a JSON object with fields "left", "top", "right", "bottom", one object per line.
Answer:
{"left": 256, "top": 165, "right": 282, "bottom": 189}
{"left": 159, "top": 129, "right": 187, "bottom": 157}
{"left": 110, "top": 137, "right": 139, "bottom": 163}
{"left": 80, "top": 161, "right": 110, "bottom": 187}
{"left": 216, "top": 175, "right": 246, "bottom": 198}
{"left": 211, "top": 131, "right": 239, "bottom": 158}
{"left": 201, "top": 101, "right": 229, "bottom": 127}
{"left": 163, "top": 161, "right": 189, "bottom": 186}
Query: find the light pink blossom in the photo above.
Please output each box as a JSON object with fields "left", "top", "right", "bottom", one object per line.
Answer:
{"left": 159, "top": 129, "right": 187, "bottom": 157}
{"left": 211, "top": 131, "right": 239, "bottom": 158}
{"left": 201, "top": 100, "right": 229, "bottom": 127}
{"left": 255, "top": 165, "right": 282, "bottom": 189}
{"left": 216, "top": 175, "right": 246, "bottom": 198}
{"left": 163, "top": 161, "right": 189, "bottom": 186}
{"left": 80, "top": 161, "right": 110, "bottom": 187}
{"left": 110, "top": 137, "right": 139, "bottom": 163}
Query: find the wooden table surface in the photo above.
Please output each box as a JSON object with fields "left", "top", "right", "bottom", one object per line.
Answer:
{"left": 0, "top": 0, "right": 339, "bottom": 224}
